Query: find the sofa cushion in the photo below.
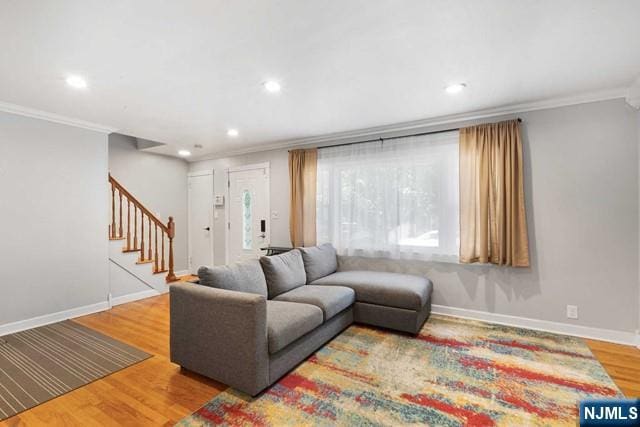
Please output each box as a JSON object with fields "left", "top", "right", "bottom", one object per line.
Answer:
{"left": 197, "top": 260, "right": 267, "bottom": 297}
{"left": 311, "top": 271, "right": 432, "bottom": 311}
{"left": 266, "top": 300, "right": 323, "bottom": 354}
{"left": 274, "top": 285, "right": 355, "bottom": 321}
{"left": 299, "top": 243, "right": 338, "bottom": 283}
{"left": 260, "top": 249, "right": 307, "bottom": 299}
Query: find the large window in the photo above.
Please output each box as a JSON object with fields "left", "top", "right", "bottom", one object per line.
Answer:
{"left": 316, "top": 131, "right": 459, "bottom": 262}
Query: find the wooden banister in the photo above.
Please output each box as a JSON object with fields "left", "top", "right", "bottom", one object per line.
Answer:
{"left": 109, "top": 175, "right": 169, "bottom": 233}
{"left": 108, "top": 174, "right": 178, "bottom": 283}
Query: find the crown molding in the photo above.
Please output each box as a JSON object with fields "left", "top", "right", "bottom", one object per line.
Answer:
{"left": 190, "top": 86, "right": 627, "bottom": 162}
{"left": 0, "top": 101, "right": 117, "bottom": 133}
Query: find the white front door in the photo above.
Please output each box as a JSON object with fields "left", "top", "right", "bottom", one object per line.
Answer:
{"left": 188, "top": 171, "right": 214, "bottom": 273}
{"left": 227, "top": 164, "right": 270, "bottom": 263}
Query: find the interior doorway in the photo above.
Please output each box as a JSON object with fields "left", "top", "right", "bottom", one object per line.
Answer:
{"left": 188, "top": 170, "right": 214, "bottom": 273}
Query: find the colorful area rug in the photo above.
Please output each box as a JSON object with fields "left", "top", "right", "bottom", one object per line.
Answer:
{"left": 178, "top": 315, "right": 622, "bottom": 426}
{"left": 0, "top": 320, "right": 150, "bottom": 421}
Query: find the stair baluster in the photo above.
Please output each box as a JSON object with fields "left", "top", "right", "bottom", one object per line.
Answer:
{"left": 110, "top": 184, "right": 116, "bottom": 239}
{"left": 118, "top": 192, "right": 123, "bottom": 238}
{"left": 161, "top": 231, "right": 166, "bottom": 272}
{"left": 133, "top": 205, "right": 138, "bottom": 250}
{"left": 148, "top": 216, "right": 152, "bottom": 261}
{"left": 108, "top": 174, "right": 178, "bottom": 282}
{"left": 140, "top": 211, "right": 145, "bottom": 262}
{"left": 154, "top": 223, "right": 159, "bottom": 272}
{"left": 126, "top": 200, "right": 131, "bottom": 250}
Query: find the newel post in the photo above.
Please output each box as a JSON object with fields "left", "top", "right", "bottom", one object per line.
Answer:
{"left": 166, "top": 216, "right": 177, "bottom": 283}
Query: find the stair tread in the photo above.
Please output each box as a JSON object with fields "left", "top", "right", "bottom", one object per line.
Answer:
{"left": 109, "top": 237, "right": 126, "bottom": 241}
{"left": 122, "top": 248, "right": 141, "bottom": 253}
{"left": 136, "top": 259, "right": 154, "bottom": 265}
{"left": 153, "top": 269, "right": 168, "bottom": 274}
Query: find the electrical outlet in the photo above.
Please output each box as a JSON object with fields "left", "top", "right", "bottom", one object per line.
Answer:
{"left": 566, "top": 305, "right": 578, "bottom": 319}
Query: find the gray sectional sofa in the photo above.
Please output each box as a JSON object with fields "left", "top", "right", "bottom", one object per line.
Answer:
{"left": 170, "top": 243, "right": 432, "bottom": 396}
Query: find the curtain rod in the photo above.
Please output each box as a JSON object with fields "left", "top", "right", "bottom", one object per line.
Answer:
{"left": 290, "top": 118, "right": 522, "bottom": 151}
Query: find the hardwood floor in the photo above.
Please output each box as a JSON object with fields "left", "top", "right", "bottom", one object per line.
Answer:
{"left": 2, "top": 293, "right": 639, "bottom": 426}
{"left": 585, "top": 338, "right": 640, "bottom": 397}
{"left": 1, "top": 293, "right": 225, "bottom": 427}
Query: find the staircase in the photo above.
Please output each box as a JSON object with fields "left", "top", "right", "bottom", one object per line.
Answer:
{"left": 108, "top": 174, "right": 178, "bottom": 291}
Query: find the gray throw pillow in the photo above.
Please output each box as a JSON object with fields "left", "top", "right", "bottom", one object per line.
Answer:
{"left": 197, "top": 259, "right": 268, "bottom": 297}
{"left": 260, "top": 249, "right": 307, "bottom": 298}
{"left": 299, "top": 243, "right": 338, "bottom": 283}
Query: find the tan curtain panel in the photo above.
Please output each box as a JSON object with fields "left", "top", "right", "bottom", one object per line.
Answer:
{"left": 459, "top": 119, "right": 530, "bottom": 267}
{"left": 289, "top": 148, "right": 318, "bottom": 247}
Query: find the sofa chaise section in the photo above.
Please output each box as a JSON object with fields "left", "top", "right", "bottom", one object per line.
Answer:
{"left": 300, "top": 244, "right": 433, "bottom": 334}
{"left": 310, "top": 270, "right": 433, "bottom": 334}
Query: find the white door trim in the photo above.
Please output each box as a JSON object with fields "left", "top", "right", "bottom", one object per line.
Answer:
{"left": 227, "top": 162, "right": 271, "bottom": 173}
{"left": 188, "top": 170, "right": 215, "bottom": 272}
{"left": 188, "top": 170, "right": 215, "bottom": 177}
{"left": 225, "top": 162, "right": 271, "bottom": 264}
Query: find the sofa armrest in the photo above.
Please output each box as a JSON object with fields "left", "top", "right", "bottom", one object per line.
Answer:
{"left": 170, "top": 282, "right": 269, "bottom": 395}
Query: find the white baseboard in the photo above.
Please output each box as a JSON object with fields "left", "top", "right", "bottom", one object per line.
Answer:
{"left": 0, "top": 301, "right": 110, "bottom": 337}
{"left": 111, "top": 289, "right": 165, "bottom": 306}
{"left": 432, "top": 304, "right": 639, "bottom": 347}
{"left": 1, "top": 286, "right": 174, "bottom": 337}
{"left": 174, "top": 270, "right": 189, "bottom": 277}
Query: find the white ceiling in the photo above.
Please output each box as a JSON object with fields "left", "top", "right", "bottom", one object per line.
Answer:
{"left": 1, "top": 0, "right": 639, "bottom": 159}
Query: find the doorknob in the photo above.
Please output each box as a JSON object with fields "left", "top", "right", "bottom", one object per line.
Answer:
{"left": 203, "top": 227, "right": 210, "bottom": 231}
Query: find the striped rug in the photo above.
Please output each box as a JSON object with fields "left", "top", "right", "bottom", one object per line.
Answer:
{"left": 0, "top": 320, "right": 150, "bottom": 420}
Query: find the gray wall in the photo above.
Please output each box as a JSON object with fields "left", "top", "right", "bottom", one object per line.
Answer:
{"left": 189, "top": 150, "right": 290, "bottom": 265}
{"left": 191, "top": 99, "right": 639, "bottom": 333}
{"left": 108, "top": 133, "right": 189, "bottom": 271}
{"left": 109, "top": 261, "right": 150, "bottom": 298}
{"left": 0, "top": 111, "right": 109, "bottom": 325}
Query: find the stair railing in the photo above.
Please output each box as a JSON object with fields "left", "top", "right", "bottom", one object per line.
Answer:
{"left": 108, "top": 174, "right": 177, "bottom": 283}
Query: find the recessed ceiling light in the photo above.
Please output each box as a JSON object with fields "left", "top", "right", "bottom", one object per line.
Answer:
{"left": 66, "top": 75, "right": 87, "bottom": 89}
{"left": 263, "top": 80, "right": 281, "bottom": 93}
{"left": 445, "top": 83, "right": 466, "bottom": 94}
{"left": 178, "top": 150, "right": 191, "bottom": 157}
{"left": 227, "top": 129, "right": 239, "bottom": 137}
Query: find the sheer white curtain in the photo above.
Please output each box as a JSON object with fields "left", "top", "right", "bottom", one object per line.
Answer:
{"left": 316, "top": 131, "right": 459, "bottom": 262}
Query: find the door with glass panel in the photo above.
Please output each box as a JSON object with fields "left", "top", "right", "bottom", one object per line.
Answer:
{"left": 227, "top": 164, "right": 270, "bottom": 263}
